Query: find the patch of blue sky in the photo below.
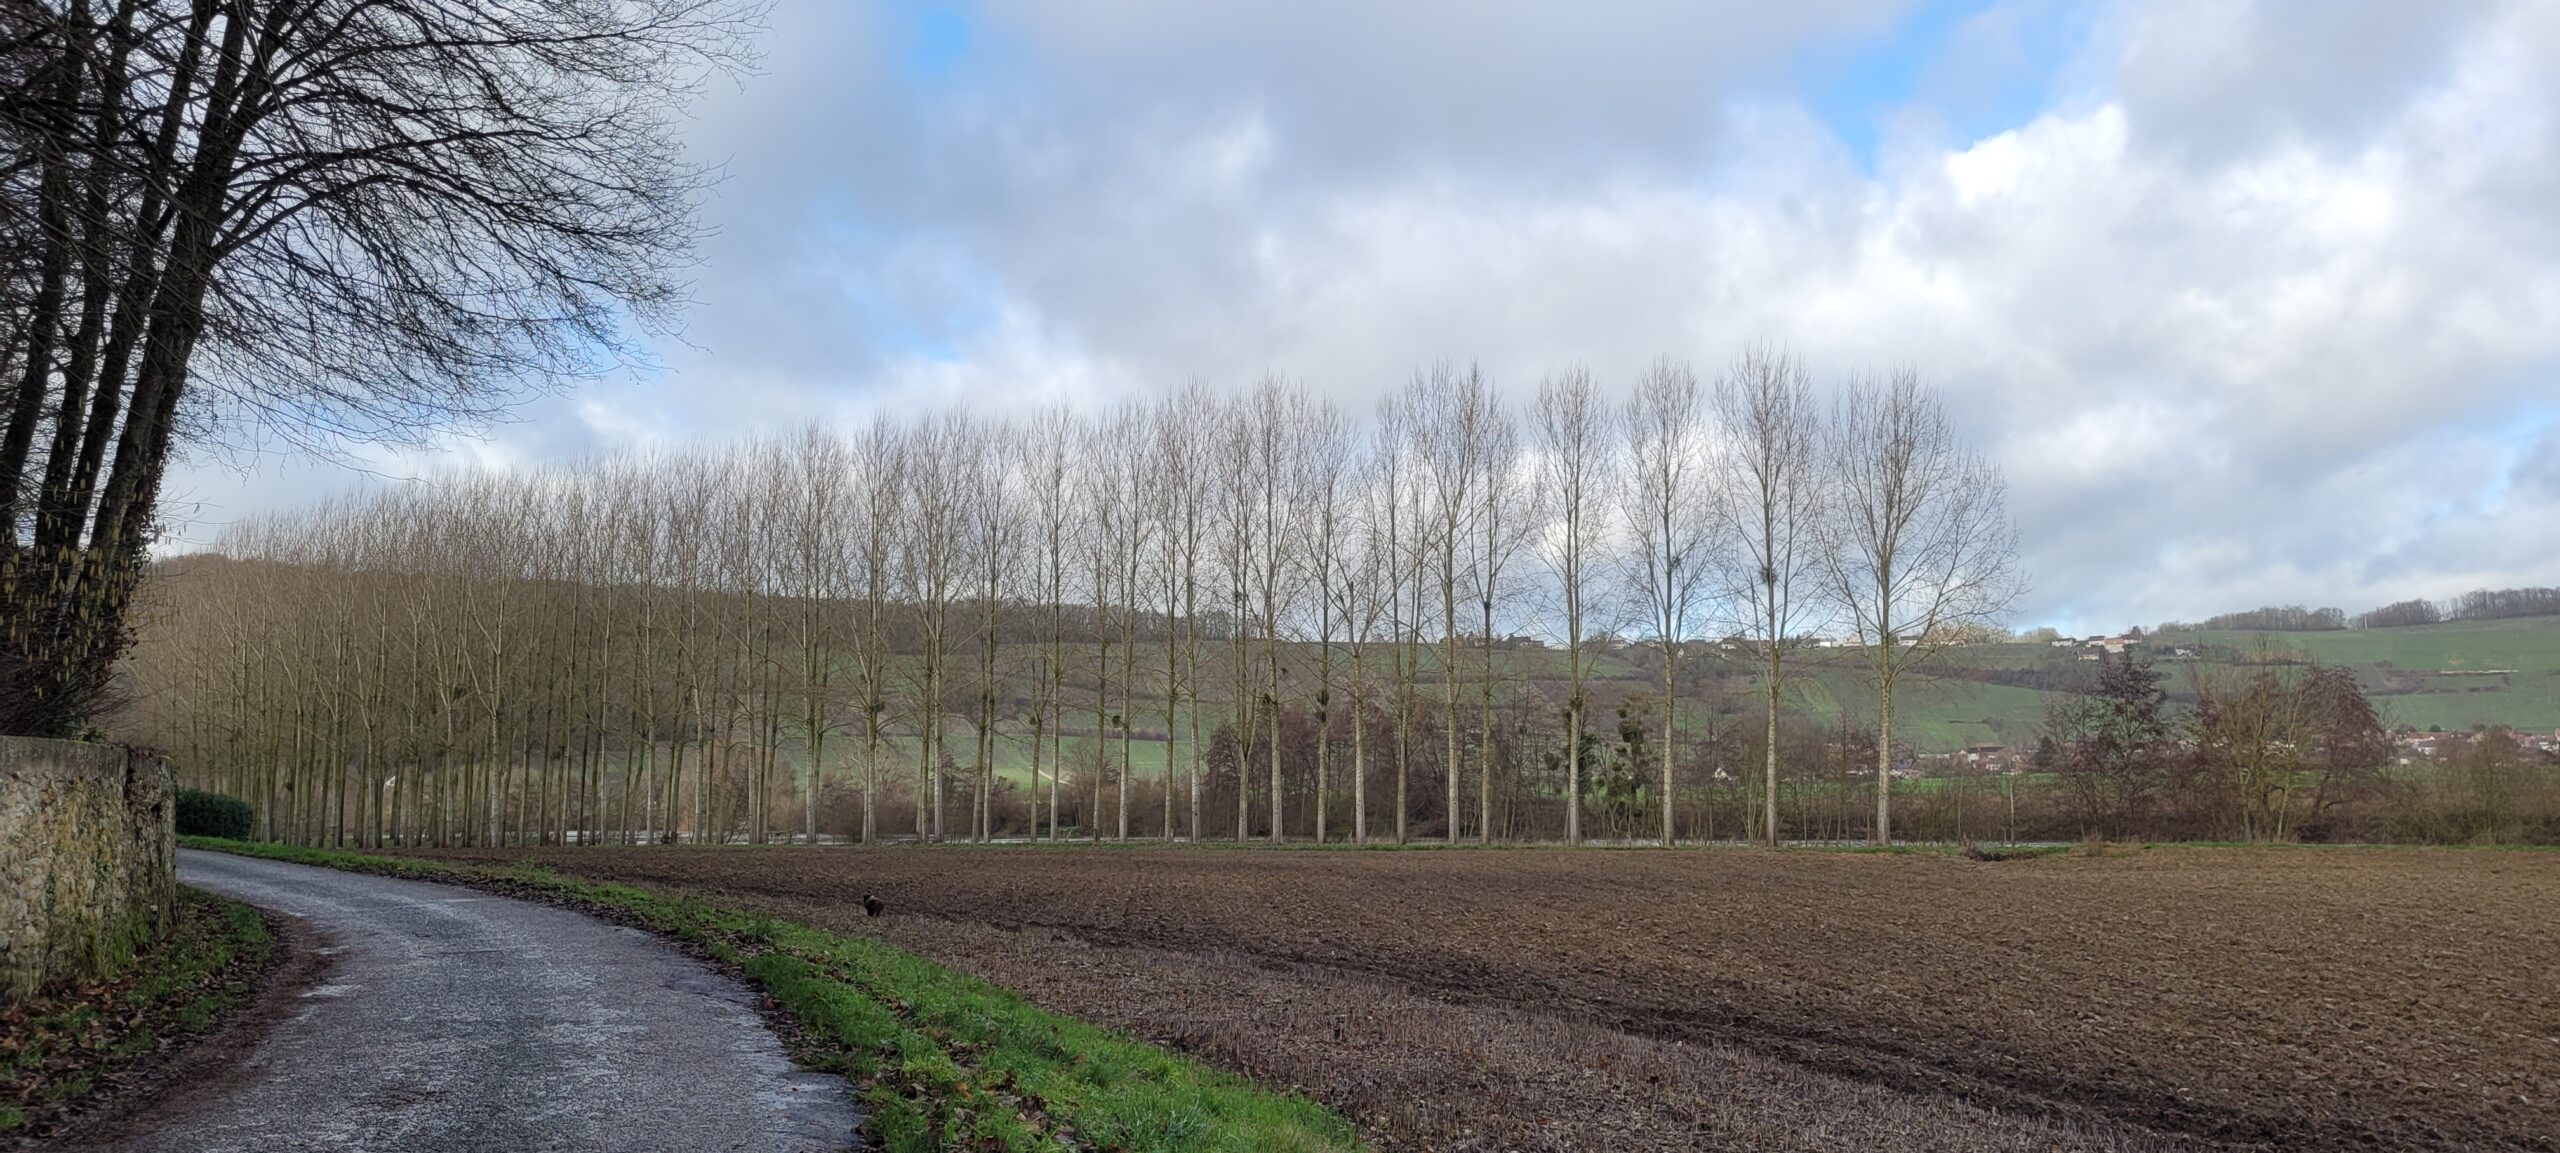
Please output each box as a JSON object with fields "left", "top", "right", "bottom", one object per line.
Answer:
{"left": 899, "top": 0, "right": 971, "bottom": 83}
{"left": 1797, "top": 0, "right": 2094, "bottom": 173}
{"left": 2490, "top": 401, "right": 2559, "bottom": 451}
{"left": 2477, "top": 397, "right": 2560, "bottom": 508}
{"left": 2366, "top": 394, "right": 2557, "bottom": 532}
{"left": 800, "top": 215, "right": 998, "bottom": 367}
{"left": 859, "top": 279, "right": 993, "bottom": 367}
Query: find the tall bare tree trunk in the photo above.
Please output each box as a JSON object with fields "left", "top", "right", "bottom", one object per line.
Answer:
{"left": 1766, "top": 646, "right": 1782, "bottom": 846}
{"left": 1662, "top": 648, "right": 1677, "bottom": 845}
{"left": 1876, "top": 658, "right": 1894, "bottom": 845}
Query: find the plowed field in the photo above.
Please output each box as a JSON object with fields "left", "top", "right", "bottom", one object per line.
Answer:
{"left": 412, "top": 844, "right": 2560, "bottom": 1152}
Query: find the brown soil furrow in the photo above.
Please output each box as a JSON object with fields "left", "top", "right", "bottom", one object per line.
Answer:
{"left": 410, "top": 844, "right": 2560, "bottom": 1152}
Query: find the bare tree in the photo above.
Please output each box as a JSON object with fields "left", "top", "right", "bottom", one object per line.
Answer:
{"left": 1246, "top": 378, "right": 1311, "bottom": 842}
{"left": 1158, "top": 385, "right": 1213, "bottom": 841}
{"left": 1391, "top": 395, "right": 1438, "bottom": 846}
{"left": 1149, "top": 400, "right": 1185, "bottom": 840}
{"left": 1107, "top": 402, "right": 1153, "bottom": 842}
{"left": 1213, "top": 395, "right": 1258, "bottom": 840}
{"left": 850, "top": 417, "right": 905, "bottom": 843}
{"left": 1024, "top": 408, "right": 1075, "bottom": 841}
{"left": 1709, "top": 346, "right": 1829, "bottom": 847}
{"left": 1371, "top": 392, "right": 1422, "bottom": 845}
{"left": 1531, "top": 367, "right": 1614, "bottom": 845}
{"left": 1078, "top": 406, "right": 1147, "bottom": 841}
{"left": 663, "top": 454, "right": 720, "bottom": 842}
{"left": 1621, "top": 359, "right": 1717, "bottom": 845}
{"left": 1, "top": 0, "right": 764, "bottom": 737}
{"left": 780, "top": 426, "right": 852, "bottom": 842}
{"left": 1408, "top": 364, "right": 1493, "bottom": 842}
{"left": 1302, "top": 400, "right": 1353, "bottom": 842}
{"left": 902, "top": 413, "right": 970, "bottom": 843}
{"left": 962, "top": 419, "right": 1022, "bottom": 843}
{"left": 1822, "top": 369, "right": 2022, "bottom": 844}
{"left": 1470, "top": 397, "right": 1527, "bottom": 841}
{"left": 1331, "top": 448, "right": 1394, "bottom": 846}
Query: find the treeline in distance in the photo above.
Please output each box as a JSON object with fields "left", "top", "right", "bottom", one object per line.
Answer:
{"left": 2161, "top": 586, "right": 2560, "bottom": 634}
{"left": 121, "top": 351, "right": 2028, "bottom": 849}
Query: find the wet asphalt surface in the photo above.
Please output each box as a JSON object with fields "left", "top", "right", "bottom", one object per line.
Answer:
{"left": 76, "top": 850, "right": 863, "bottom": 1152}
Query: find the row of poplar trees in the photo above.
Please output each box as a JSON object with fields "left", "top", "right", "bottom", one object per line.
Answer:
{"left": 122, "top": 350, "right": 2022, "bottom": 848}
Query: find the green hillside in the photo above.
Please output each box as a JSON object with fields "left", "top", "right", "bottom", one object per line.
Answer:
{"left": 790, "top": 617, "right": 2560, "bottom": 786}
{"left": 1783, "top": 665, "right": 2058, "bottom": 750}
{"left": 2156, "top": 616, "right": 2560, "bottom": 734}
{"left": 1616, "top": 615, "right": 2560, "bottom": 752}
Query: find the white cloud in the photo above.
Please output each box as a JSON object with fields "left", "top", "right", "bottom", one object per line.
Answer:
{"left": 164, "top": 0, "right": 2560, "bottom": 636}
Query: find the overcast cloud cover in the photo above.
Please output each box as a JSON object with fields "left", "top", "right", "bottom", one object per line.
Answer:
{"left": 164, "top": 0, "right": 2560, "bottom": 637}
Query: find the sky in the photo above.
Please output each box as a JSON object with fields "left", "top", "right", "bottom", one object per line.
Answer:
{"left": 162, "top": 0, "right": 2560, "bottom": 638}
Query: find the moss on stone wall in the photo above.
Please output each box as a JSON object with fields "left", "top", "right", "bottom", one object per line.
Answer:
{"left": 0, "top": 739, "right": 176, "bottom": 1003}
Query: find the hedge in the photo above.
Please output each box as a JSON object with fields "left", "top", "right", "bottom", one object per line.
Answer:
{"left": 174, "top": 789, "right": 253, "bottom": 840}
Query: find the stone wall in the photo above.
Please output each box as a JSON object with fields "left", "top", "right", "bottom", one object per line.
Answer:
{"left": 0, "top": 738, "right": 177, "bottom": 1003}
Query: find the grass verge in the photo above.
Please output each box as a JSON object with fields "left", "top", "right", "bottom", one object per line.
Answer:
{"left": 0, "top": 887, "right": 272, "bottom": 1138}
{"left": 183, "top": 837, "right": 1362, "bottom": 1153}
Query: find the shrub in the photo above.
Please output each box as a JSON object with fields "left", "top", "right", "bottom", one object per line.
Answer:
{"left": 175, "top": 789, "right": 253, "bottom": 840}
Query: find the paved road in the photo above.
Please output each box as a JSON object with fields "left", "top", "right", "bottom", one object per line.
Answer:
{"left": 79, "top": 850, "right": 862, "bottom": 1152}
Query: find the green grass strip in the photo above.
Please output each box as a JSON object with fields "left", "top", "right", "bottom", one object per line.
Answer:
{"left": 183, "top": 837, "right": 1361, "bottom": 1153}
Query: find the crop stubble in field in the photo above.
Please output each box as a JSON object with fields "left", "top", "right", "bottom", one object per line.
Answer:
{"left": 416, "top": 845, "right": 2559, "bottom": 1152}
